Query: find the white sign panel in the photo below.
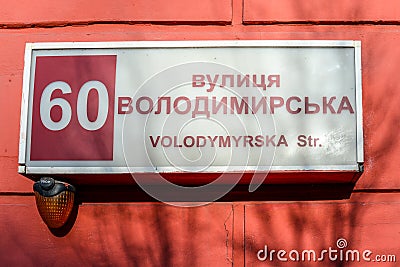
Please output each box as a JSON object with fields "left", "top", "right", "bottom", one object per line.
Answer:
{"left": 19, "top": 41, "right": 363, "bottom": 175}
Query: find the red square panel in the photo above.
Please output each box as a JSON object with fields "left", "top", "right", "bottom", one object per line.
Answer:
{"left": 30, "top": 55, "right": 116, "bottom": 161}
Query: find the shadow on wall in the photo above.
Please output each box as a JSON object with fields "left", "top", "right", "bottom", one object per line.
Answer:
{"left": 45, "top": 181, "right": 355, "bottom": 237}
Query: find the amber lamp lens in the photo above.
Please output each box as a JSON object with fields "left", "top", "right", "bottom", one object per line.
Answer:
{"left": 33, "top": 177, "right": 76, "bottom": 229}
{"left": 34, "top": 190, "right": 75, "bottom": 228}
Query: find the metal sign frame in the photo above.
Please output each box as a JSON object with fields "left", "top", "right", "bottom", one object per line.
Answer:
{"left": 18, "top": 40, "right": 363, "bottom": 175}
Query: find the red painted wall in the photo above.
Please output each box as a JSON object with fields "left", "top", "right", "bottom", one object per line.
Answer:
{"left": 1, "top": 0, "right": 399, "bottom": 266}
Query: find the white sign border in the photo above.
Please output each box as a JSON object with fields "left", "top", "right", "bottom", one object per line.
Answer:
{"left": 18, "top": 40, "right": 363, "bottom": 174}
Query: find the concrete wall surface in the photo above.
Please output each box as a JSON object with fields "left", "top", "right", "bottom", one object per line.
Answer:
{"left": 0, "top": 0, "right": 399, "bottom": 266}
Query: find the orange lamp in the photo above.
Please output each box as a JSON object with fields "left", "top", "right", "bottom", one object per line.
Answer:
{"left": 33, "top": 177, "right": 76, "bottom": 229}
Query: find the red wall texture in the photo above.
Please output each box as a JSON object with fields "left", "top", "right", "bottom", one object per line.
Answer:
{"left": 1, "top": 0, "right": 400, "bottom": 266}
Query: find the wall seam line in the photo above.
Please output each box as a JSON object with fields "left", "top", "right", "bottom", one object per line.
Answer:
{"left": 0, "top": 21, "right": 231, "bottom": 30}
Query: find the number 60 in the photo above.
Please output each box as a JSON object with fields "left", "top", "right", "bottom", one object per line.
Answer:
{"left": 39, "top": 80, "right": 109, "bottom": 131}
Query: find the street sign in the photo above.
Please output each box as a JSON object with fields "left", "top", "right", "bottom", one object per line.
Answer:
{"left": 18, "top": 40, "right": 363, "bottom": 181}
